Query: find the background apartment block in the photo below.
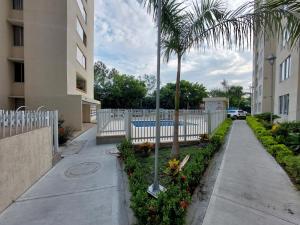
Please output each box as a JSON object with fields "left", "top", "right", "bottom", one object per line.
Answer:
{"left": 252, "top": 22, "right": 300, "bottom": 122}
{"left": 0, "top": 0, "right": 99, "bottom": 130}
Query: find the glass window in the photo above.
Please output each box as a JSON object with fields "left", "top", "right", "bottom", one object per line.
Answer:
{"left": 76, "top": 18, "right": 87, "bottom": 46}
{"left": 282, "top": 28, "right": 290, "bottom": 48}
{"left": 279, "top": 94, "right": 289, "bottom": 115}
{"left": 76, "top": 75, "right": 87, "bottom": 92}
{"left": 14, "top": 62, "right": 24, "bottom": 82}
{"left": 13, "top": 26, "right": 23, "bottom": 46}
{"left": 12, "top": 0, "right": 23, "bottom": 10}
{"left": 76, "top": 0, "right": 87, "bottom": 23}
{"left": 280, "top": 56, "right": 291, "bottom": 81}
{"left": 76, "top": 46, "right": 86, "bottom": 69}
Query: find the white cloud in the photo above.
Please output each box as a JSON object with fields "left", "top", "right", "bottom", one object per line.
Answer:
{"left": 94, "top": 0, "right": 253, "bottom": 91}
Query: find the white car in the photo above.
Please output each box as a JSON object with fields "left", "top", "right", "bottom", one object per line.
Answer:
{"left": 227, "top": 110, "right": 246, "bottom": 119}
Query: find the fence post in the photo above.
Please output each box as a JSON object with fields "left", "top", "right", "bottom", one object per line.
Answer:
{"left": 184, "top": 110, "right": 187, "bottom": 142}
{"left": 53, "top": 110, "right": 59, "bottom": 153}
{"left": 125, "top": 110, "right": 132, "bottom": 140}
{"left": 207, "top": 110, "right": 212, "bottom": 135}
{"left": 96, "top": 110, "right": 100, "bottom": 133}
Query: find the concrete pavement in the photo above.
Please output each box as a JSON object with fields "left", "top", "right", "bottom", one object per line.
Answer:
{"left": 0, "top": 126, "right": 128, "bottom": 225}
{"left": 202, "top": 120, "right": 300, "bottom": 225}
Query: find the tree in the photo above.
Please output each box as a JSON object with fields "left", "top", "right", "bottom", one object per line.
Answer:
{"left": 142, "top": 74, "right": 156, "bottom": 95}
{"left": 99, "top": 74, "right": 147, "bottom": 109}
{"left": 141, "top": 0, "right": 300, "bottom": 158}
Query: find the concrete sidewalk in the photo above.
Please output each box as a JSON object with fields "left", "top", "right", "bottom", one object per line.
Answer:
{"left": 203, "top": 120, "right": 300, "bottom": 225}
{"left": 0, "top": 126, "right": 127, "bottom": 225}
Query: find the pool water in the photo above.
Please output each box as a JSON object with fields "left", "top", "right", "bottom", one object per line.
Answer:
{"left": 132, "top": 120, "right": 184, "bottom": 127}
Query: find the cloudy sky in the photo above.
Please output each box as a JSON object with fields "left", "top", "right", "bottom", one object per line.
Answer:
{"left": 94, "top": 0, "right": 253, "bottom": 91}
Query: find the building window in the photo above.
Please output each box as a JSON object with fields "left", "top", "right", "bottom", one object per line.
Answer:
{"left": 12, "top": 0, "right": 23, "bottom": 10}
{"left": 76, "top": 46, "right": 86, "bottom": 69}
{"left": 76, "top": 18, "right": 87, "bottom": 46}
{"left": 13, "top": 26, "right": 24, "bottom": 46}
{"left": 76, "top": 75, "right": 87, "bottom": 92}
{"left": 280, "top": 56, "right": 291, "bottom": 82}
{"left": 76, "top": 0, "right": 87, "bottom": 23}
{"left": 279, "top": 94, "right": 289, "bottom": 115}
{"left": 14, "top": 62, "right": 24, "bottom": 82}
{"left": 259, "top": 85, "right": 262, "bottom": 96}
{"left": 282, "top": 28, "right": 290, "bottom": 48}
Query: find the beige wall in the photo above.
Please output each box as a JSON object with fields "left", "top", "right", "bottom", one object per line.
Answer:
{"left": 66, "top": 0, "right": 94, "bottom": 99}
{"left": 24, "top": 0, "right": 68, "bottom": 98}
{"left": 274, "top": 42, "right": 300, "bottom": 121}
{"left": 26, "top": 95, "right": 83, "bottom": 130}
{"left": 0, "top": 127, "right": 53, "bottom": 213}
{"left": 0, "top": 1, "right": 12, "bottom": 108}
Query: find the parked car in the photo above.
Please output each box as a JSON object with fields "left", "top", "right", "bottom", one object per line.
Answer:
{"left": 227, "top": 109, "right": 247, "bottom": 120}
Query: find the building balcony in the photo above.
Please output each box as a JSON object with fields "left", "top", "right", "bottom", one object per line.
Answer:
{"left": 7, "top": 9, "right": 23, "bottom": 26}
{"left": 9, "top": 46, "right": 24, "bottom": 61}
{"left": 11, "top": 82, "right": 24, "bottom": 97}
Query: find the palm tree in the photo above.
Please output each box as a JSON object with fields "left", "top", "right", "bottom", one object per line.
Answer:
{"left": 140, "top": 0, "right": 300, "bottom": 158}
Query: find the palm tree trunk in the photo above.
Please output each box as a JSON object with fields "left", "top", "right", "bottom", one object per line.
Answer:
{"left": 171, "top": 54, "right": 182, "bottom": 158}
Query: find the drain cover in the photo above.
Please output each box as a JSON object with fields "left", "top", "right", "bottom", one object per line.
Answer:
{"left": 65, "top": 162, "right": 101, "bottom": 178}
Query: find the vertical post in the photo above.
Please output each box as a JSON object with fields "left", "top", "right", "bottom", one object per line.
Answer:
{"left": 96, "top": 110, "right": 100, "bottom": 133}
{"left": 9, "top": 112, "right": 12, "bottom": 136}
{"left": 184, "top": 110, "right": 187, "bottom": 142}
{"left": 125, "top": 110, "right": 132, "bottom": 140}
{"left": 53, "top": 110, "right": 59, "bottom": 153}
{"left": 21, "top": 111, "right": 24, "bottom": 133}
{"left": 207, "top": 111, "right": 212, "bottom": 135}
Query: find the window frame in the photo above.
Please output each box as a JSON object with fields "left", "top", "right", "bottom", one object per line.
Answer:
{"left": 12, "top": 0, "right": 23, "bottom": 10}
{"left": 76, "top": 0, "right": 87, "bottom": 23}
{"left": 76, "top": 45, "right": 86, "bottom": 69}
{"left": 280, "top": 56, "right": 291, "bottom": 82}
{"left": 279, "top": 94, "right": 289, "bottom": 115}
{"left": 14, "top": 62, "right": 24, "bottom": 83}
{"left": 76, "top": 17, "right": 87, "bottom": 46}
{"left": 13, "top": 25, "right": 24, "bottom": 46}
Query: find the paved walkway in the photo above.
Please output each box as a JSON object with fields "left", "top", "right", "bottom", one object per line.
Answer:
{"left": 0, "top": 126, "right": 127, "bottom": 225}
{"left": 203, "top": 120, "right": 300, "bottom": 225}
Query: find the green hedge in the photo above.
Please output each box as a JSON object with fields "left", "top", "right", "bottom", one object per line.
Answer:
{"left": 247, "top": 116, "right": 300, "bottom": 189}
{"left": 118, "top": 119, "right": 232, "bottom": 225}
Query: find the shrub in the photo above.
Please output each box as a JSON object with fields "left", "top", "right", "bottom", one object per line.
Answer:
{"left": 260, "top": 136, "right": 278, "bottom": 147}
{"left": 119, "top": 119, "right": 232, "bottom": 225}
{"left": 136, "top": 142, "right": 155, "bottom": 157}
{"left": 254, "top": 112, "right": 280, "bottom": 123}
{"left": 58, "top": 119, "right": 74, "bottom": 145}
{"left": 247, "top": 116, "right": 299, "bottom": 190}
{"left": 284, "top": 156, "right": 300, "bottom": 185}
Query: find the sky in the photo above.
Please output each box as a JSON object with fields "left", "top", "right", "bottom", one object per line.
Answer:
{"left": 94, "top": 0, "right": 253, "bottom": 92}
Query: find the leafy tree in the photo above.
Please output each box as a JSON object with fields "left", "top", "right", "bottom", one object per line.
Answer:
{"left": 142, "top": 0, "right": 300, "bottom": 158}
{"left": 99, "top": 74, "right": 147, "bottom": 109}
{"left": 142, "top": 74, "right": 156, "bottom": 95}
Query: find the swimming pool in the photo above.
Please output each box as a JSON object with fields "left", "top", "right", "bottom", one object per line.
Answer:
{"left": 132, "top": 120, "right": 184, "bottom": 127}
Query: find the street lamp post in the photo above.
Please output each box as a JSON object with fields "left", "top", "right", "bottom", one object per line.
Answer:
{"left": 266, "top": 54, "right": 276, "bottom": 124}
{"left": 147, "top": 0, "right": 166, "bottom": 198}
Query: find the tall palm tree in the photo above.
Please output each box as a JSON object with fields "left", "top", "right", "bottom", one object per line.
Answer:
{"left": 140, "top": 0, "right": 300, "bottom": 158}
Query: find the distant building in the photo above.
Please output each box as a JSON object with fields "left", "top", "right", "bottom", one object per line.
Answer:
{"left": 0, "top": 0, "right": 100, "bottom": 130}
{"left": 203, "top": 97, "right": 229, "bottom": 112}
{"left": 252, "top": 19, "right": 300, "bottom": 121}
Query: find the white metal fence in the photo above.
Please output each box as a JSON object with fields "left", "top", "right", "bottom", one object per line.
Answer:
{"left": 97, "top": 109, "right": 227, "bottom": 144}
{"left": 0, "top": 110, "right": 59, "bottom": 153}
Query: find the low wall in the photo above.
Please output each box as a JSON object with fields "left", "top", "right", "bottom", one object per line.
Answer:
{"left": 0, "top": 127, "right": 53, "bottom": 212}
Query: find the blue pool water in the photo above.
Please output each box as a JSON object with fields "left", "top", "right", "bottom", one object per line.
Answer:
{"left": 132, "top": 120, "right": 184, "bottom": 127}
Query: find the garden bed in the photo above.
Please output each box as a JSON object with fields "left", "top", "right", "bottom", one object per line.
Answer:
{"left": 118, "top": 119, "right": 232, "bottom": 225}
{"left": 246, "top": 116, "right": 300, "bottom": 190}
